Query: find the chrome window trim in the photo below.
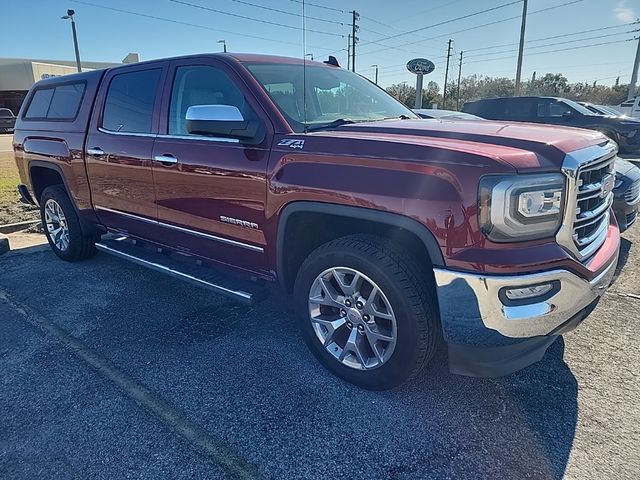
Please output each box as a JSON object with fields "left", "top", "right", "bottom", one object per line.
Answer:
{"left": 94, "top": 205, "right": 264, "bottom": 253}
{"left": 556, "top": 141, "right": 617, "bottom": 261}
{"left": 98, "top": 127, "right": 156, "bottom": 138}
{"left": 97, "top": 127, "right": 240, "bottom": 144}
{"left": 157, "top": 134, "right": 240, "bottom": 143}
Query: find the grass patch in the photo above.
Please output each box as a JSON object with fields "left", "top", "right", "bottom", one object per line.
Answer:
{"left": 0, "top": 151, "right": 20, "bottom": 205}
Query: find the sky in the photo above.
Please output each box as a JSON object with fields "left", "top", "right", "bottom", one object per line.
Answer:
{"left": 0, "top": 0, "right": 638, "bottom": 89}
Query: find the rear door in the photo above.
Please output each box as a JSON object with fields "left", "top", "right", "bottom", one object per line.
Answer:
{"left": 86, "top": 63, "right": 166, "bottom": 236}
{"left": 150, "top": 57, "right": 272, "bottom": 272}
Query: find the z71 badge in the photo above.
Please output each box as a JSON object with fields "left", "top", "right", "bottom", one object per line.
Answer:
{"left": 278, "top": 139, "right": 305, "bottom": 149}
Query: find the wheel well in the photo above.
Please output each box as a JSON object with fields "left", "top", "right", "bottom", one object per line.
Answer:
{"left": 30, "top": 166, "right": 64, "bottom": 203}
{"left": 279, "top": 211, "right": 437, "bottom": 292}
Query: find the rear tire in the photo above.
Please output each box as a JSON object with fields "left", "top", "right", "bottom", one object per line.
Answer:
{"left": 40, "top": 185, "right": 97, "bottom": 261}
{"left": 294, "top": 234, "right": 440, "bottom": 390}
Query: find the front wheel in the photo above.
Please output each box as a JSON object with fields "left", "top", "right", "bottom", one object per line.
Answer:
{"left": 40, "top": 185, "right": 97, "bottom": 261}
{"left": 294, "top": 234, "right": 440, "bottom": 390}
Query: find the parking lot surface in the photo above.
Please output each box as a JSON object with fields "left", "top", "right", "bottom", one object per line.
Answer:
{"left": 1, "top": 230, "right": 639, "bottom": 479}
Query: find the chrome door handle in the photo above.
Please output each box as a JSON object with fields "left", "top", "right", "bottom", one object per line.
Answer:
{"left": 87, "top": 148, "right": 105, "bottom": 156}
{"left": 154, "top": 154, "right": 178, "bottom": 166}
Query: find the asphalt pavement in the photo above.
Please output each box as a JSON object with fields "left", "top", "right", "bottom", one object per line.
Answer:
{"left": 1, "top": 227, "right": 638, "bottom": 480}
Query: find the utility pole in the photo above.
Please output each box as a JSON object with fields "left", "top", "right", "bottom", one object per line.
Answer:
{"left": 442, "top": 39, "right": 453, "bottom": 109}
{"left": 627, "top": 35, "right": 640, "bottom": 100}
{"left": 351, "top": 10, "right": 359, "bottom": 72}
{"left": 515, "top": 0, "right": 528, "bottom": 95}
{"left": 529, "top": 71, "right": 536, "bottom": 94}
{"left": 217, "top": 39, "right": 227, "bottom": 52}
{"left": 347, "top": 34, "right": 351, "bottom": 71}
{"left": 456, "top": 51, "right": 463, "bottom": 110}
{"left": 371, "top": 64, "right": 379, "bottom": 85}
{"left": 61, "top": 9, "right": 81, "bottom": 72}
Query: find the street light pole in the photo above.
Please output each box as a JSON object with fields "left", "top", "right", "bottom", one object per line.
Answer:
{"left": 217, "top": 39, "right": 227, "bottom": 52}
{"left": 371, "top": 64, "right": 378, "bottom": 85}
{"left": 61, "top": 9, "right": 81, "bottom": 73}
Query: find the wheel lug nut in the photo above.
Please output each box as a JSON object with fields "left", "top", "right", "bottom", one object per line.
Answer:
{"left": 363, "top": 314, "right": 370, "bottom": 322}
{"left": 340, "top": 309, "right": 347, "bottom": 317}
{"left": 357, "top": 324, "right": 364, "bottom": 332}
{"left": 356, "top": 301, "right": 364, "bottom": 309}
{"left": 345, "top": 299, "right": 352, "bottom": 307}
{"left": 347, "top": 321, "right": 353, "bottom": 328}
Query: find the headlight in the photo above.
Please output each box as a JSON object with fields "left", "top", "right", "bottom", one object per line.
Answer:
{"left": 478, "top": 173, "right": 565, "bottom": 242}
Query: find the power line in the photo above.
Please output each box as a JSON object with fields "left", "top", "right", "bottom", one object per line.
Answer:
{"left": 288, "top": 0, "right": 345, "bottom": 14}
{"left": 226, "top": 0, "right": 345, "bottom": 26}
{"left": 168, "top": 0, "right": 344, "bottom": 38}
{"left": 465, "top": 38, "right": 635, "bottom": 65}
{"left": 467, "top": 21, "right": 638, "bottom": 52}
{"left": 466, "top": 29, "right": 640, "bottom": 59}
{"left": 357, "top": 0, "right": 583, "bottom": 58}
{"left": 70, "top": 0, "right": 333, "bottom": 50}
{"left": 358, "top": 0, "right": 523, "bottom": 47}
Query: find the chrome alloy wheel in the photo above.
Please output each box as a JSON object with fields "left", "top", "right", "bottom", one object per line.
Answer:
{"left": 44, "top": 198, "right": 70, "bottom": 252}
{"left": 308, "top": 267, "right": 398, "bottom": 370}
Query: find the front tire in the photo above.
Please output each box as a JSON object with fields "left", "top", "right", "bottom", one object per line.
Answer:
{"left": 294, "top": 234, "right": 440, "bottom": 390}
{"left": 40, "top": 185, "right": 97, "bottom": 261}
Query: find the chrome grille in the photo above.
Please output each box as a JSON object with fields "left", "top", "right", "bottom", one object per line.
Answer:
{"left": 557, "top": 142, "right": 618, "bottom": 262}
{"left": 626, "top": 210, "right": 637, "bottom": 228}
{"left": 625, "top": 178, "right": 640, "bottom": 204}
{"left": 572, "top": 154, "right": 615, "bottom": 255}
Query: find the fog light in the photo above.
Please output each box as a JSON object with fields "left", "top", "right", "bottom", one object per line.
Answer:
{"left": 504, "top": 283, "right": 553, "bottom": 301}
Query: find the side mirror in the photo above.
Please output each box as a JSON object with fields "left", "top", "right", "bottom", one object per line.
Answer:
{"left": 185, "top": 105, "right": 259, "bottom": 140}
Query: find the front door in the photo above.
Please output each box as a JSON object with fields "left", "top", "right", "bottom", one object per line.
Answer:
{"left": 151, "top": 59, "right": 272, "bottom": 272}
{"left": 86, "top": 64, "right": 165, "bottom": 236}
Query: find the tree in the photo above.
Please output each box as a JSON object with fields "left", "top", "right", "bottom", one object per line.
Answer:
{"left": 386, "top": 81, "right": 442, "bottom": 109}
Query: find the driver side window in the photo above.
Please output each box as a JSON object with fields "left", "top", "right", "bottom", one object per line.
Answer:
{"left": 537, "top": 100, "right": 571, "bottom": 118}
{"left": 168, "top": 65, "right": 253, "bottom": 135}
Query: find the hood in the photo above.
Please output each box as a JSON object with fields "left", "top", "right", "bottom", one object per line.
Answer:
{"left": 332, "top": 118, "right": 608, "bottom": 171}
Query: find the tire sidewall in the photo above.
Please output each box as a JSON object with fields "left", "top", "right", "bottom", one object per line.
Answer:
{"left": 294, "top": 244, "right": 425, "bottom": 390}
{"left": 40, "top": 187, "right": 85, "bottom": 261}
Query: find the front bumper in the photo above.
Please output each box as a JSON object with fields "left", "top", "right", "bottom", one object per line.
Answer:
{"left": 433, "top": 251, "right": 618, "bottom": 376}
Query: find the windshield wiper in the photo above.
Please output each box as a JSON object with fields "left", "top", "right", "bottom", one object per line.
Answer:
{"left": 383, "top": 114, "right": 412, "bottom": 120}
{"left": 305, "top": 118, "right": 357, "bottom": 132}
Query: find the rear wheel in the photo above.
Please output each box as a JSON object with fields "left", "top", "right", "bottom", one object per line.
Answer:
{"left": 294, "top": 234, "right": 439, "bottom": 390}
{"left": 40, "top": 185, "right": 97, "bottom": 261}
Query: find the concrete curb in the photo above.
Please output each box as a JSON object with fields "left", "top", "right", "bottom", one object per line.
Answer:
{"left": 0, "top": 233, "right": 9, "bottom": 255}
{"left": 0, "top": 219, "right": 40, "bottom": 234}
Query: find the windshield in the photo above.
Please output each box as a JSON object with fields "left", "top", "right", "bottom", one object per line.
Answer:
{"left": 561, "top": 99, "right": 596, "bottom": 116}
{"left": 245, "top": 62, "right": 416, "bottom": 132}
{"left": 598, "top": 105, "right": 624, "bottom": 116}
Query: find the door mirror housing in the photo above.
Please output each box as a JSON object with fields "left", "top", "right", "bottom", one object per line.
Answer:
{"left": 185, "top": 105, "right": 259, "bottom": 140}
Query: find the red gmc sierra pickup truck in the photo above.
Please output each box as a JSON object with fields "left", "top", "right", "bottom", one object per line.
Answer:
{"left": 13, "top": 53, "right": 620, "bottom": 389}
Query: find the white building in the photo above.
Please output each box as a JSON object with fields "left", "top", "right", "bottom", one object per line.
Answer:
{"left": 0, "top": 54, "right": 138, "bottom": 114}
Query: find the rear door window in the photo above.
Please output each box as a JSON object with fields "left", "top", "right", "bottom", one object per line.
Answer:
{"left": 102, "top": 69, "right": 162, "bottom": 134}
